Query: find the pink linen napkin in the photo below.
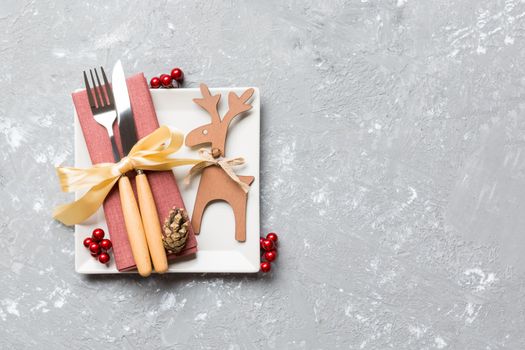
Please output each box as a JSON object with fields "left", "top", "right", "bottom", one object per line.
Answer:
{"left": 72, "top": 73, "right": 197, "bottom": 272}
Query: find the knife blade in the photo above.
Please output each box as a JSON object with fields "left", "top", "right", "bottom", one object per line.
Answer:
{"left": 111, "top": 60, "right": 169, "bottom": 274}
{"left": 112, "top": 60, "right": 137, "bottom": 156}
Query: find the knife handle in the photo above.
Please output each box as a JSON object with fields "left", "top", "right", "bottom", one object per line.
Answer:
{"left": 135, "top": 171, "right": 169, "bottom": 273}
{"left": 118, "top": 175, "right": 152, "bottom": 277}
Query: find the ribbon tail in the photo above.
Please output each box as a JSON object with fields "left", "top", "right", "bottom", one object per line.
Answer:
{"left": 56, "top": 164, "right": 116, "bottom": 192}
{"left": 219, "top": 162, "right": 250, "bottom": 193}
{"left": 184, "top": 160, "right": 215, "bottom": 185}
{"left": 53, "top": 177, "right": 119, "bottom": 226}
{"left": 137, "top": 158, "right": 201, "bottom": 171}
{"left": 240, "top": 182, "right": 250, "bottom": 193}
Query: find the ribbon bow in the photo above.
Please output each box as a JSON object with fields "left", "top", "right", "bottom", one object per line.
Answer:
{"left": 53, "top": 126, "right": 199, "bottom": 225}
{"left": 184, "top": 149, "right": 250, "bottom": 193}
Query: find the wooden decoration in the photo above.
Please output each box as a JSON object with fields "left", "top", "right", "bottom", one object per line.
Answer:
{"left": 185, "top": 84, "right": 255, "bottom": 242}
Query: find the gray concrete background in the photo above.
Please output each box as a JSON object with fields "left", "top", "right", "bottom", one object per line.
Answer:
{"left": 1, "top": 0, "right": 525, "bottom": 348}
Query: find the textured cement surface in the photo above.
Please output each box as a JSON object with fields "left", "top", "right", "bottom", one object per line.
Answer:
{"left": 1, "top": 0, "right": 525, "bottom": 349}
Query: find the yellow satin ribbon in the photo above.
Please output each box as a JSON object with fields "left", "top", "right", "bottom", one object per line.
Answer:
{"left": 184, "top": 148, "right": 250, "bottom": 193}
{"left": 53, "top": 126, "right": 200, "bottom": 226}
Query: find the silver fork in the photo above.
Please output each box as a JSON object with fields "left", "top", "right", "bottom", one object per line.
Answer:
{"left": 83, "top": 67, "right": 120, "bottom": 161}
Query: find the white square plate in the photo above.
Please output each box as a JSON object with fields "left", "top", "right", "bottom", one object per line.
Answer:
{"left": 74, "top": 87, "right": 260, "bottom": 273}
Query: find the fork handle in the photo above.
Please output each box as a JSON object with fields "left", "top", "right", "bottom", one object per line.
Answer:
{"left": 118, "top": 175, "right": 152, "bottom": 277}
{"left": 110, "top": 135, "right": 121, "bottom": 162}
{"left": 136, "top": 171, "right": 169, "bottom": 273}
{"left": 106, "top": 127, "right": 121, "bottom": 162}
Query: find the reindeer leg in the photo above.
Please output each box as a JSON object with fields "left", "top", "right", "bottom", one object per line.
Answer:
{"left": 230, "top": 194, "right": 249, "bottom": 242}
{"left": 192, "top": 191, "right": 209, "bottom": 235}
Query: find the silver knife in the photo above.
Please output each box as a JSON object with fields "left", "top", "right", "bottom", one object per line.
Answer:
{"left": 111, "top": 60, "right": 169, "bottom": 273}
{"left": 112, "top": 61, "right": 137, "bottom": 156}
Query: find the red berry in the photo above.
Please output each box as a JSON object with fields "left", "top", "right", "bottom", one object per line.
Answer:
{"left": 170, "top": 68, "right": 184, "bottom": 82}
{"left": 260, "top": 237, "right": 265, "bottom": 247}
{"left": 160, "top": 74, "right": 172, "bottom": 87}
{"left": 92, "top": 228, "right": 105, "bottom": 242}
{"left": 261, "top": 239, "right": 274, "bottom": 251}
{"left": 89, "top": 242, "right": 100, "bottom": 254}
{"left": 83, "top": 237, "right": 93, "bottom": 248}
{"left": 260, "top": 261, "right": 271, "bottom": 273}
{"left": 91, "top": 252, "right": 99, "bottom": 258}
{"left": 150, "top": 76, "right": 161, "bottom": 88}
{"left": 98, "top": 252, "right": 110, "bottom": 264}
{"left": 100, "top": 239, "right": 112, "bottom": 251}
{"left": 264, "top": 250, "right": 277, "bottom": 262}
{"left": 266, "top": 232, "right": 278, "bottom": 243}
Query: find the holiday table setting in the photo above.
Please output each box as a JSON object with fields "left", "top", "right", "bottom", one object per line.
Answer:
{"left": 62, "top": 61, "right": 267, "bottom": 275}
{"left": 3, "top": 1, "right": 525, "bottom": 349}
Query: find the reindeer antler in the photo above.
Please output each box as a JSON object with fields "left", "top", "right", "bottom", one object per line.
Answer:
{"left": 222, "top": 88, "right": 255, "bottom": 125}
{"left": 193, "top": 84, "right": 221, "bottom": 124}
{"left": 187, "top": 85, "right": 255, "bottom": 156}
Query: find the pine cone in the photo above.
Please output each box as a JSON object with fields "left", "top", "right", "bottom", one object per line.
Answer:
{"left": 162, "top": 207, "right": 189, "bottom": 254}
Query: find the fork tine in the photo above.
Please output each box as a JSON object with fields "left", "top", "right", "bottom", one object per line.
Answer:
{"left": 83, "top": 71, "right": 96, "bottom": 108}
{"left": 100, "top": 67, "right": 114, "bottom": 106}
{"left": 89, "top": 69, "right": 103, "bottom": 108}
{"left": 94, "top": 69, "right": 107, "bottom": 107}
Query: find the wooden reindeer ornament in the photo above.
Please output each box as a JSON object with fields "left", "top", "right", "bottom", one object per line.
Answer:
{"left": 185, "top": 84, "right": 255, "bottom": 242}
